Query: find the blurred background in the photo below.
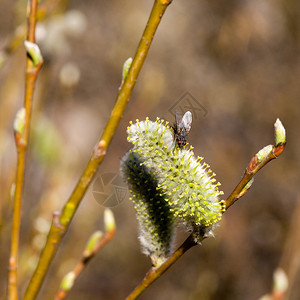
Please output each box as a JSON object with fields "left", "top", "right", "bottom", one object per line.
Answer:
{"left": 0, "top": 0, "right": 299, "bottom": 299}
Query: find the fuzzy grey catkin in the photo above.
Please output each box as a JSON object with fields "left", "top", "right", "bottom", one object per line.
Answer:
{"left": 121, "top": 117, "right": 224, "bottom": 263}
{"left": 121, "top": 151, "right": 175, "bottom": 266}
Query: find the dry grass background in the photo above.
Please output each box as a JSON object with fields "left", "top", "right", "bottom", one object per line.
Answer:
{"left": 0, "top": 0, "right": 299, "bottom": 299}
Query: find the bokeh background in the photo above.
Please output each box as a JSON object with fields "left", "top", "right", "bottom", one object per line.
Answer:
{"left": 0, "top": 0, "right": 299, "bottom": 299}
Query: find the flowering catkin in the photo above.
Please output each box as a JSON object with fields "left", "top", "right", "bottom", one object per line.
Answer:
{"left": 121, "top": 151, "right": 175, "bottom": 266}
{"left": 121, "top": 117, "right": 224, "bottom": 263}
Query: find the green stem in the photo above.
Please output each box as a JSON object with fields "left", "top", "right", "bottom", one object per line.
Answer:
{"left": 24, "top": 1, "right": 173, "bottom": 299}
{"left": 8, "top": 1, "right": 41, "bottom": 299}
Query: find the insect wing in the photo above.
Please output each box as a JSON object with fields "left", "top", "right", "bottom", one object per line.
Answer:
{"left": 181, "top": 111, "right": 192, "bottom": 133}
{"left": 175, "top": 111, "right": 183, "bottom": 132}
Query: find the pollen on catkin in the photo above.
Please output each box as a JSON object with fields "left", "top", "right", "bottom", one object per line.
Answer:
{"left": 126, "top": 118, "right": 225, "bottom": 229}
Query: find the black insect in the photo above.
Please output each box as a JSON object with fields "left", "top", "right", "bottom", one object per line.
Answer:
{"left": 172, "top": 111, "right": 192, "bottom": 149}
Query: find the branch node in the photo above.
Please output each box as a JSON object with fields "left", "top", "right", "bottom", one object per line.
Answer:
{"left": 9, "top": 257, "right": 18, "bottom": 271}
{"left": 94, "top": 140, "right": 107, "bottom": 159}
{"left": 53, "top": 212, "right": 65, "bottom": 230}
{"left": 273, "top": 143, "right": 286, "bottom": 157}
{"left": 247, "top": 155, "right": 258, "bottom": 172}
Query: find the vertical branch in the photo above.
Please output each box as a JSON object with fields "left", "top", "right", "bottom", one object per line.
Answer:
{"left": 0, "top": 0, "right": 65, "bottom": 70}
{"left": 24, "top": 1, "right": 173, "bottom": 299}
{"left": 8, "top": 0, "right": 43, "bottom": 300}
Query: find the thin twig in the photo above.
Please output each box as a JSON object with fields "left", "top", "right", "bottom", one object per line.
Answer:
{"left": 54, "top": 210, "right": 116, "bottom": 300}
{"left": 8, "top": 1, "right": 43, "bottom": 299}
{"left": 0, "top": 0, "right": 65, "bottom": 69}
{"left": 125, "top": 234, "right": 197, "bottom": 300}
{"left": 125, "top": 132, "right": 286, "bottom": 300}
{"left": 24, "top": 1, "right": 173, "bottom": 299}
{"left": 225, "top": 143, "right": 285, "bottom": 210}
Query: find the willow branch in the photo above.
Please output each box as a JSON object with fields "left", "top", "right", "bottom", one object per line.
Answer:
{"left": 0, "top": 0, "right": 64, "bottom": 69}
{"left": 125, "top": 234, "right": 197, "bottom": 300}
{"left": 54, "top": 230, "right": 115, "bottom": 300}
{"left": 24, "top": 1, "right": 173, "bottom": 299}
{"left": 54, "top": 209, "right": 116, "bottom": 300}
{"left": 125, "top": 120, "right": 286, "bottom": 300}
{"left": 8, "top": 1, "right": 43, "bottom": 300}
{"left": 224, "top": 143, "right": 285, "bottom": 210}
